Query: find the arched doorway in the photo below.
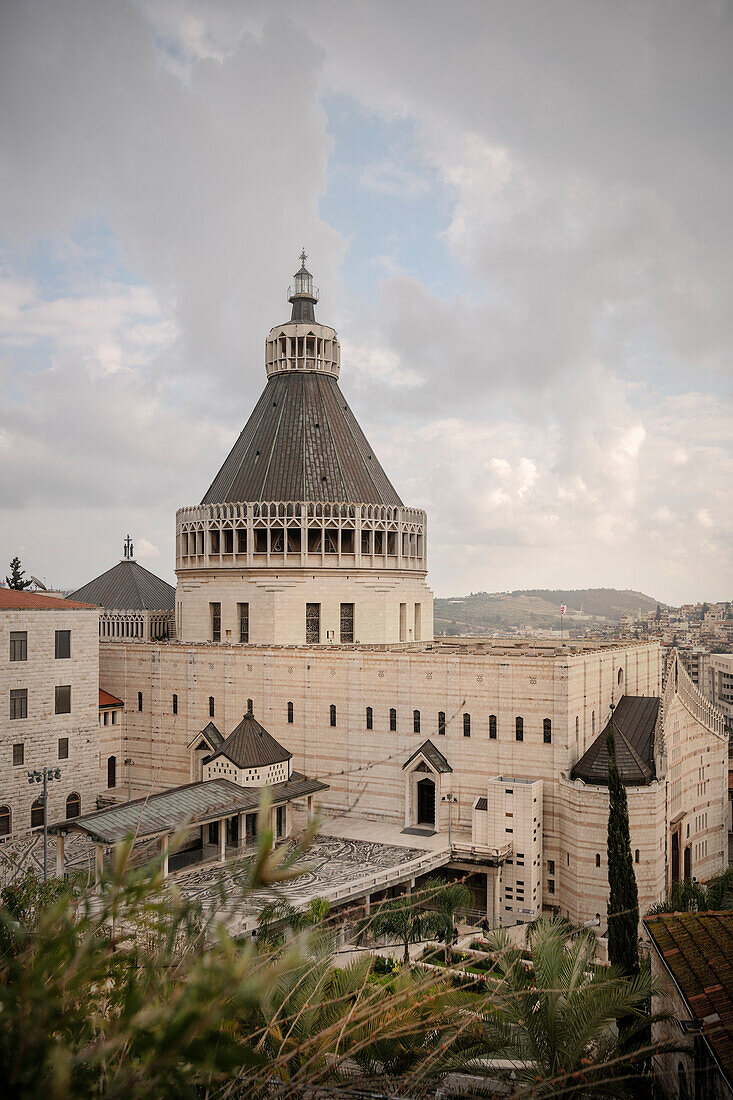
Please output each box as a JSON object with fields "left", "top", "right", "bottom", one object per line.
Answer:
{"left": 417, "top": 777, "right": 435, "bottom": 826}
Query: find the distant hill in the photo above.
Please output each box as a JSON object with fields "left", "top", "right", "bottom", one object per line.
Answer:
{"left": 434, "top": 588, "right": 661, "bottom": 633}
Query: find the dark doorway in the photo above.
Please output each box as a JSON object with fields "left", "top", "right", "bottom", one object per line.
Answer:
{"left": 107, "top": 755, "right": 116, "bottom": 789}
{"left": 417, "top": 777, "right": 435, "bottom": 826}
{"left": 227, "top": 816, "right": 239, "bottom": 848}
{"left": 684, "top": 845, "right": 691, "bottom": 881}
{"left": 276, "top": 805, "right": 285, "bottom": 839}
{"left": 208, "top": 821, "right": 219, "bottom": 846}
{"left": 671, "top": 831, "right": 680, "bottom": 883}
{"left": 246, "top": 812, "right": 257, "bottom": 844}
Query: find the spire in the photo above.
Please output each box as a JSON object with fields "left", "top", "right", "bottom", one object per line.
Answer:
{"left": 288, "top": 250, "right": 319, "bottom": 323}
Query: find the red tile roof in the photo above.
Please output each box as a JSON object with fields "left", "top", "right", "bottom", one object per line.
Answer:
{"left": 644, "top": 912, "right": 733, "bottom": 1089}
{"left": 99, "top": 689, "right": 124, "bottom": 708}
{"left": 0, "top": 588, "right": 97, "bottom": 610}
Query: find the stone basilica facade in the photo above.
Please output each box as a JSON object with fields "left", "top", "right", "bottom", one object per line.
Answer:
{"left": 87, "top": 258, "right": 728, "bottom": 929}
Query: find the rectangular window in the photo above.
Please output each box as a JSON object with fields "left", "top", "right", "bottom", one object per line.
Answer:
{"left": 548, "top": 859, "right": 555, "bottom": 875}
{"left": 10, "top": 631, "right": 27, "bottom": 661}
{"left": 340, "top": 602, "right": 354, "bottom": 643}
{"left": 399, "top": 602, "right": 407, "bottom": 641}
{"left": 10, "top": 688, "right": 27, "bottom": 720}
{"left": 54, "top": 630, "right": 71, "bottom": 659}
{"left": 237, "top": 528, "right": 247, "bottom": 553}
{"left": 238, "top": 602, "right": 249, "bottom": 643}
{"left": 12, "top": 743, "right": 24, "bottom": 766}
{"left": 489, "top": 714, "right": 497, "bottom": 739}
{"left": 55, "top": 685, "right": 71, "bottom": 714}
{"left": 543, "top": 718, "right": 552, "bottom": 744}
{"left": 515, "top": 716, "right": 524, "bottom": 741}
{"left": 58, "top": 737, "right": 69, "bottom": 760}
{"left": 548, "top": 879, "right": 555, "bottom": 895}
{"left": 210, "top": 602, "right": 221, "bottom": 642}
{"left": 306, "top": 603, "right": 320, "bottom": 643}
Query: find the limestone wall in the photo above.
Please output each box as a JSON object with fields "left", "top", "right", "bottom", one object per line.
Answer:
{"left": 0, "top": 606, "right": 101, "bottom": 835}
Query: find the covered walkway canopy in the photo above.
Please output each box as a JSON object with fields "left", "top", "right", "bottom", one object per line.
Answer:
{"left": 50, "top": 773, "right": 328, "bottom": 879}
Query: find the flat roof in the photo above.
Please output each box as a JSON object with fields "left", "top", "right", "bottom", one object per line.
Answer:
{"left": 50, "top": 774, "right": 328, "bottom": 845}
{"left": 0, "top": 589, "right": 97, "bottom": 610}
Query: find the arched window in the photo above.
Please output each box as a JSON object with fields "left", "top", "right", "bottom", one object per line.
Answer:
{"left": 595, "top": 853, "right": 601, "bottom": 867}
{"left": 66, "top": 792, "right": 81, "bottom": 819}
{"left": 137, "top": 691, "right": 143, "bottom": 712}
{"left": 172, "top": 693, "right": 178, "bottom": 715}
{"left": 389, "top": 708, "right": 397, "bottom": 732}
{"left": 209, "top": 696, "right": 215, "bottom": 718}
{"left": 330, "top": 704, "right": 337, "bottom": 727}
{"left": 31, "top": 798, "right": 44, "bottom": 829}
{"left": 575, "top": 716, "right": 579, "bottom": 735}
{"left": 635, "top": 849, "right": 640, "bottom": 864}
{"left": 515, "top": 716, "right": 524, "bottom": 742}
{"left": 543, "top": 718, "right": 552, "bottom": 744}
{"left": 592, "top": 710, "right": 596, "bottom": 735}
{"left": 438, "top": 711, "right": 446, "bottom": 735}
{"left": 463, "top": 712, "right": 471, "bottom": 737}
{"left": 618, "top": 667, "right": 624, "bottom": 687}
{"left": 413, "top": 709, "right": 421, "bottom": 734}
{"left": 366, "top": 706, "right": 373, "bottom": 730}
{"left": 287, "top": 701, "right": 294, "bottom": 724}
{"left": 107, "top": 755, "right": 116, "bottom": 789}
{"left": 489, "top": 714, "right": 497, "bottom": 739}
{"left": 0, "top": 805, "right": 10, "bottom": 837}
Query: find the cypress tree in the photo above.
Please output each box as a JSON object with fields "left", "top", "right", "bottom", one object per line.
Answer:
{"left": 606, "top": 705, "right": 639, "bottom": 974}
{"left": 5, "top": 557, "right": 32, "bottom": 591}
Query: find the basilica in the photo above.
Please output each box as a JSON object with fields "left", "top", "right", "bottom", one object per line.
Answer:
{"left": 68, "top": 257, "right": 728, "bottom": 929}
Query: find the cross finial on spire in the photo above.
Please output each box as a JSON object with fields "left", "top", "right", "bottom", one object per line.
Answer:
{"left": 123, "top": 534, "right": 133, "bottom": 560}
{"left": 299, "top": 248, "right": 307, "bottom": 267}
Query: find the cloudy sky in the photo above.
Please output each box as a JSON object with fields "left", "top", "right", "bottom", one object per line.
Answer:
{"left": 1, "top": 0, "right": 731, "bottom": 603}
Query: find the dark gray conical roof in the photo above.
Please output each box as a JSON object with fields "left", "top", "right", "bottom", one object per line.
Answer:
{"left": 205, "top": 710, "right": 292, "bottom": 769}
{"left": 202, "top": 371, "right": 403, "bottom": 506}
{"left": 571, "top": 696, "right": 659, "bottom": 786}
{"left": 69, "top": 559, "right": 175, "bottom": 611}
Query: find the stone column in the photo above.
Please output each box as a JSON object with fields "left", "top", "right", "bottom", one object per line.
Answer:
{"left": 161, "top": 833, "right": 169, "bottom": 879}
{"left": 95, "top": 843, "right": 104, "bottom": 886}
{"left": 219, "top": 818, "right": 226, "bottom": 862}
{"left": 364, "top": 893, "right": 371, "bottom": 916}
{"left": 55, "top": 833, "right": 65, "bottom": 879}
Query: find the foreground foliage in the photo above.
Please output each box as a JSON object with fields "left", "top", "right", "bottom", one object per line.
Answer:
{"left": 480, "top": 919, "right": 656, "bottom": 1098}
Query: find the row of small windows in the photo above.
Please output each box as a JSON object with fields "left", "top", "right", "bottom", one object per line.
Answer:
{"left": 0, "top": 794, "right": 81, "bottom": 836}
{"left": 9, "top": 685, "right": 72, "bottom": 719}
{"left": 10, "top": 738, "right": 69, "bottom": 767}
{"left": 323, "top": 707, "right": 551, "bottom": 740}
{"left": 9, "top": 629, "right": 71, "bottom": 662}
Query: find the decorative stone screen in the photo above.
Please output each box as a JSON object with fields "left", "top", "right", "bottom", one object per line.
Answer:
{"left": 340, "top": 602, "right": 354, "bottom": 643}
{"left": 306, "top": 603, "right": 321, "bottom": 643}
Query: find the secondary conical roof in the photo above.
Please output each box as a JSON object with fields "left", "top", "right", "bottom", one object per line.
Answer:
{"left": 204, "top": 709, "right": 292, "bottom": 769}
{"left": 69, "top": 558, "right": 175, "bottom": 611}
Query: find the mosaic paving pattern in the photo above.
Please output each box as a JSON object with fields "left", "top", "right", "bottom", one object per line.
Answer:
{"left": 175, "top": 835, "right": 424, "bottom": 929}
{"left": 0, "top": 832, "right": 95, "bottom": 886}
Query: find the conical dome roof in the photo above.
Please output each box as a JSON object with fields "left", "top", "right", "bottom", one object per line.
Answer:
{"left": 202, "top": 370, "right": 403, "bottom": 506}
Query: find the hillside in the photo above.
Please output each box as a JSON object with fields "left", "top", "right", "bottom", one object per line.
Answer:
{"left": 434, "top": 588, "right": 660, "bottom": 634}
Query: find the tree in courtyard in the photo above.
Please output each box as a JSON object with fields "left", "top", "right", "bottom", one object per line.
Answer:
{"left": 606, "top": 707, "right": 640, "bottom": 976}
{"left": 358, "top": 890, "right": 439, "bottom": 965}
{"left": 481, "top": 918, "right": 655, "bottom": 1098}
{"left": 647, "top": 865, "right": 733, "bottom": 915}
{"left": 423, "top": 877, "right": 472, "bottom": 963}
{"left": 5, "top": 557, "right": 32, "bottom": 590}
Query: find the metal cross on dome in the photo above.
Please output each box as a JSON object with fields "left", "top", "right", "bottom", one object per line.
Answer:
{"left": 299, "top": 248, "right": 308, "bottom": 267}
{"left": 123, "top": 534, "right": 134, "bottom": 560}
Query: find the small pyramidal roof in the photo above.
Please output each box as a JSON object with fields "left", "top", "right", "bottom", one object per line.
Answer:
{"left": 69, "top": 538, "right": 175, "bottom": 611}
{"left": 204, "top": 709, "right": 292, "bottom": 770}
{"left": 572, "top": 696, "right": 660, "bottom": 786}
